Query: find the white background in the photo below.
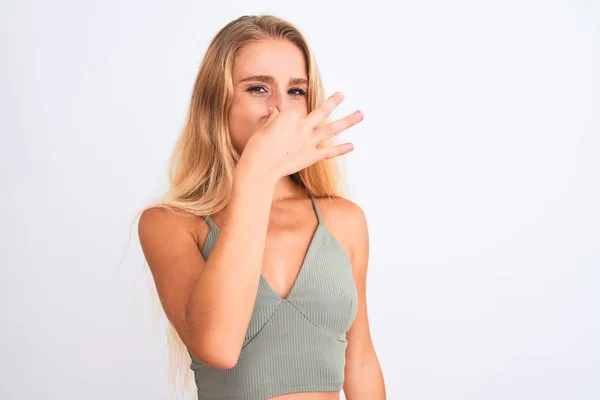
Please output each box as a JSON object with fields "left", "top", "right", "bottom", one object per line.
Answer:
{"left": 1, "top": 0, "right": 599, "bottom": 399}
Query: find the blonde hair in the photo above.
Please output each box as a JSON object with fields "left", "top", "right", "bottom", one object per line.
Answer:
{"left": 136, "top": 14, "right": 347, "bottom": 399}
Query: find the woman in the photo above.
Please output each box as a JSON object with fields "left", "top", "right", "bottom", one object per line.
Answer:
{"left": 138, "top": 14, "right": 385, "bottom": 400}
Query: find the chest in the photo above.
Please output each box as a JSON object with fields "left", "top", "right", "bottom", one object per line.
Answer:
{"left": 199, "top": 207, "right": 358, "bottom": 344}
{"left": 247, "top": 224, "right": 358, "bottom": 345}
{"left": 260, "top": 219, "right": 320, "bottom": 301}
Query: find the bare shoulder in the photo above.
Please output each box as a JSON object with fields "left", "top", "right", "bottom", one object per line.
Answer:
{"left": 138, "top": 205, "right": 209, "bottom": 250}
{"left": 137, "top": 205, "right": 208, "bottom": 281}
{"left": 314, "top": 196, "right": 368, "bottom": 265}
{"left": 138, "top": 206, "right": 179, "bottom": 237}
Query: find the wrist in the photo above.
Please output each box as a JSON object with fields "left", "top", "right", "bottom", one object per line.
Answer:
{"left": 234, "top": 156, "right": 278, "bottom": 191}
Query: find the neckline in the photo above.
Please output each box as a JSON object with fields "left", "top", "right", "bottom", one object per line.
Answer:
{"left": 263, "top": 221, "right": 322, "bottom": 302}
{"left": 203, "top": 194, "right": 323, "bottom": 302}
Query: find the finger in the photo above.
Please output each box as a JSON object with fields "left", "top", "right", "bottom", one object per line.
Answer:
{"left": 268, "top": 106, "right": 279, "bottom": 118}
{"left": 303, "top": 92, "right": 345, "bottom": 129}
{"left": 262, "top": 106, "right": 279, "bottom": 127}
{"left": 317, "top": 142, "right": 355, "bottom": 160}
{"left": 313, "top": 110, "right": 363, "bottom": 143}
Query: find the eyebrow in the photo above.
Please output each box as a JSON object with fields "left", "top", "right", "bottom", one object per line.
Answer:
{"left": 238, "top": 75, "right": 308, "bottom": 85}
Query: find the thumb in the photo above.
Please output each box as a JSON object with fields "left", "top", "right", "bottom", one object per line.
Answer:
{"left": 266, "top": 106, "right": 279, "bottom": 122}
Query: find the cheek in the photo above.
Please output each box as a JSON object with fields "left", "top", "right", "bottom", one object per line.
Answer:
{"left": 299, "top": 102, "right": 308, "bottom": 115}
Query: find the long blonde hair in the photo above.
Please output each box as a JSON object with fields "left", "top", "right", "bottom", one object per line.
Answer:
{"left": 137, "top": 14, "right": 347, "bottom": 399}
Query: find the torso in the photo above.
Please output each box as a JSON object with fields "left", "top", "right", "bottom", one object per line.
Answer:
{"left": 187, "top": 194, "right": 356, "bottom": 400}
{"left": 193, "top": 195, "right": 354, "bottom": 302}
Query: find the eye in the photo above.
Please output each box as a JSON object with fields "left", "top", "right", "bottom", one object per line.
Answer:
{"left": 247, "top": 85, "right": 268, "bottom": 94}
{"left": 289, "top": 88, "right": 307, "bottom": 97}
{"left": 246, "top": 86, "right": 307, "bottom": 97}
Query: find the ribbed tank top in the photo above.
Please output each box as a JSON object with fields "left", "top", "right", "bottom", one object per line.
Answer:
{"left": 188, "top": 194, "right": 359, "bottom": 400}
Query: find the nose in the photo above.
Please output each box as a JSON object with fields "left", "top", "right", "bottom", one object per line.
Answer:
{"left": 267, "top": 89, "right": 292, "bottom": 113}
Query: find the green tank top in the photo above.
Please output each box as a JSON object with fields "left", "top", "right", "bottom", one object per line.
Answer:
{"left": 188, "top": 194, "right": 359, "bottom": 399}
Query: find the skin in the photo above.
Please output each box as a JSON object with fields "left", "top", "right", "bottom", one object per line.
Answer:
{"left": 139, "top": 39, "right": 385, "bottom": 399}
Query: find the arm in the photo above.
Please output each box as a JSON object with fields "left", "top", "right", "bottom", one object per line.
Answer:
{"left": 138, "top": 161, "right": 276, "bottom": 369}
{"left": 342, "top": 204, "right": 386, "bottom": 399}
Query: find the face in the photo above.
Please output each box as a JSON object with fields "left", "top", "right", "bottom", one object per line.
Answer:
{"left": 227, "top": 39, "right": 309, "bottom": 153}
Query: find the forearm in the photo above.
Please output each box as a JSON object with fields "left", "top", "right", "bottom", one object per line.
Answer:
{"left": 344, "top": 351, "right": 386, "bottom": 399}
{"left": 185, "top": 160, "right": 276, "bottom": 355}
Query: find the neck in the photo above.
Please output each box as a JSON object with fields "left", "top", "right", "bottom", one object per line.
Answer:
{"left": 272, "top": 175, "right": 307, "bottom": 202}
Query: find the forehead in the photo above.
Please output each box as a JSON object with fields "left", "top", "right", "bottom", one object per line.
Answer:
{"left": 233, "top": 39, "right": 307, "bottom": 81}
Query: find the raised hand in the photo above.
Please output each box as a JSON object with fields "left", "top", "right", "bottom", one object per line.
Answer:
{"left": 241, "top": 92, "right": 364, "bottom": 179}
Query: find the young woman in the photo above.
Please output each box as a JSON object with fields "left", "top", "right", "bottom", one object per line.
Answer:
{"left": 138, "top": 14, "right": 385, "bottom": 400}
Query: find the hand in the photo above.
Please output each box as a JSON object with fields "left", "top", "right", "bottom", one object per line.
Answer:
{"left": 240, "top": 92, "right": 364, "bottom": 180}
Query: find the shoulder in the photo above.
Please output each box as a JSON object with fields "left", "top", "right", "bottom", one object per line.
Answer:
{"left": 316, "top": 195, "right": 367, "bottom": 232}
{"left": 315, "top": 196, "right": 369, "bottom": 265}
{"left": 138, "top": 206, "right": 182, "bottom": 237}
{"left": 138, "top": 205, "right": 208, "bottom": 249}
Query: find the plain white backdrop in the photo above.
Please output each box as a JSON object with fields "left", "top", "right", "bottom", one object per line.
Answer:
{"left": 1, "top": 0, "right": 599, "bottom": 399}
